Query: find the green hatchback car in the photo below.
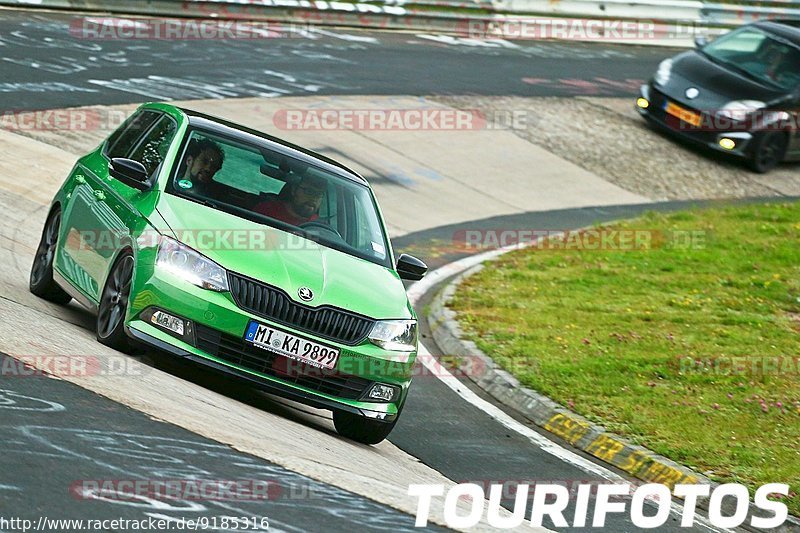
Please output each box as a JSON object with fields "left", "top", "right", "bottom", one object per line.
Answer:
{"left": 30, "top": 103, "right": 427, "bottom": 444}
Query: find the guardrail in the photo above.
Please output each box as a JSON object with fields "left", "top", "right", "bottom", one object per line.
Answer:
{"left": 0, "top": 0, "right": 797, "bottom": 46}
{"left": 488, "top": 0, "right": 800, "bottom": 25}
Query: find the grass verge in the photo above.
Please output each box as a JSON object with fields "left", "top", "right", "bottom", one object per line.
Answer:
{"left": 450, "top": 201, "right": 800, "bottom": 514}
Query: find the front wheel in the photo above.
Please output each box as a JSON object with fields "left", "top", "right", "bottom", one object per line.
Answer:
{"left": 332, "top": 410, "right": 399, "bottom": 445}
{"left": 748, "top": 131, "right": 788, "bottom": 173}
{"left": 97, "top": 252, "right": 135, "bottom": 352}
{"left": 29, "top": 208, "right": 72, "bottom": 304}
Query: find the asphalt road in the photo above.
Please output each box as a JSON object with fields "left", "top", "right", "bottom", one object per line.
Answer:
{"left": 0, "top": 9, "right": 677, "bottom": 111}
{"left": 0, "top": 353, "right": 436, "bottom": 533}
{"left": 0, "top": 8, "right": 747, "bottom": 533}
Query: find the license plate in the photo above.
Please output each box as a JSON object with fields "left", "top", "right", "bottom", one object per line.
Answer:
{"left": 664, "top": 101, "right": 702, "bottom": 127}
{"left": 244, "top": 321, "right": 339, "bottom": 369}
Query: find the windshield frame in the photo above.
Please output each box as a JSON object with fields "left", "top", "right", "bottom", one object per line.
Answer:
{"left": 165, "top": 126, "right": 395, "bottom": 270}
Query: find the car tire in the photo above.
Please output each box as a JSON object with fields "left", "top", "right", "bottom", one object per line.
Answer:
{"left": 332, "top": 409, "right": 399, "bottom": 445}
{"left": 748, "top": 131, "right": 788, "bottom": 173}
{"left": 97, "top": 251, "right": 135, "bottom": 352}
{"left": 29, "top": 208, "right": 72, "bottom": 304}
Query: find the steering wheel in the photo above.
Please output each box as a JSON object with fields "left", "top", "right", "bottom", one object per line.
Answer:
{"left": 299, "top": 221, "right": 344, "bottom": 242}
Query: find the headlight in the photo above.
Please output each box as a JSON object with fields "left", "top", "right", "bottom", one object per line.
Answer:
{"left": 717, "top": 100, "right": 765, "bottom": 121}
{"left": 654, "top": 59, "right": 673, "bottom": 86}
{"left": 156, "top": 236, "right": 229, "bottom": 292}
{"left": 368, "top": 320, "right": 417, "bottom": 352}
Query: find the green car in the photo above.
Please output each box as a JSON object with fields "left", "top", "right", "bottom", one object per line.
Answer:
{"left": 29, "top": 103, "right": 427, "bottom": 444}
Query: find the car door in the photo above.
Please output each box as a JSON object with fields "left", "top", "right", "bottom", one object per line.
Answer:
{"left": 786, "top": 92, "right": 800, "bottom": 159}
{"left": 58, "top": 110, "right": 177, "bottom": 302}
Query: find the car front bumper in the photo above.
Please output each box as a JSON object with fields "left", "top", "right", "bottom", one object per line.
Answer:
{"left": 636, "top": 83, "right": 753, "bottom": 158}
{"left": 125, "top": 263, "right": 415, "bottom": 422}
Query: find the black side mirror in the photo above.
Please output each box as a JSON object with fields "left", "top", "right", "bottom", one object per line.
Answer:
{"left": 694, "top": 35, "right": 708, "bottom": 48}
{"left": 396, "top": 253, "right": 427, "bottom": 281}
{"left": 110, "top": 158, "right": 150, "bottom": 191}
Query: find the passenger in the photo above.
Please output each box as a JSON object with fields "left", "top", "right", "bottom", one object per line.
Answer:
{"left": 253, "top": 174, "right": 326, "bottom": 226}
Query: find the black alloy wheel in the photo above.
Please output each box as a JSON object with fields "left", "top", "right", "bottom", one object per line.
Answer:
{"left": 29, "top": 208, "right": 72, "bottom": 304}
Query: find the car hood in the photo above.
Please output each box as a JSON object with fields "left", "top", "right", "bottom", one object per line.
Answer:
{"left": 657, "top": 51, "right": 787, "bottom": 109}
{"left": 154, "top": 194, "right": 412, "bottom": 320}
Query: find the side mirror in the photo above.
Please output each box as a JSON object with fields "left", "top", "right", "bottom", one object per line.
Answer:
{"left": 396, "top": 253, "right": 427, "bottom": 281}
{"left": 694, "top": 35, "right": 708, "bottom": 48}
{"left": 109, "top": 158, "right": 150, "bottom": 191}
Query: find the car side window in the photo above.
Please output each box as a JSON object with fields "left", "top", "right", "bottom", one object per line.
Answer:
{"left": 105, "top": 110, "right": 161, "bottom": 160}
{"left": 128, "top": 116, "right": 178, "bottom": 178}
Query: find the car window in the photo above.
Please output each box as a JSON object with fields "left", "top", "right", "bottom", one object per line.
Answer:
{"left": 214, "top": 141, "right": 283, "bottom": 195}
{"left": 168, "top": 128, "right": 391, "bottom": 268}
{"left": 705, "top": 28, "right": 766, "bottom": 55}
{"left": 704, "top": 28, "right": 800, "bottom": 90}
{"left": 105, "top": 110, "right": 161, "bottom": 159}
{"left": 128, "top": 115, "right": 178, "bottom": 178}
{"left": 353, "top": 190, "right": 387, "bottom": 260}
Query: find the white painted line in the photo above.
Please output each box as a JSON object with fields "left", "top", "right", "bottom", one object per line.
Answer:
{"left": 308, "top": 28, "right": 379, "bottom": 43}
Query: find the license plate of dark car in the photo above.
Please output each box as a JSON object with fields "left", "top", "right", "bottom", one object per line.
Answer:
{"left": 244, "top": 321, "right": 339, "bottom": 369}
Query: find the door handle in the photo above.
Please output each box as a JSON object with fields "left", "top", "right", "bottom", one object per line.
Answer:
{"left": 93, "top": 190, "right": 106, "bottom": 201}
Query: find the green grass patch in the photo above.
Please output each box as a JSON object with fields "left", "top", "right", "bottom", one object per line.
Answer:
{"left": 450, "top": 201, "right": 800, "bottom": 513}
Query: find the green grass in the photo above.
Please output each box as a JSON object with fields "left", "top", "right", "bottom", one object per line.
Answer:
{"left": 450, "top": 201, "right": 800, "bottom": 514}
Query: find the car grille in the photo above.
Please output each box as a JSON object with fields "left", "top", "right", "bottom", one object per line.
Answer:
{"left": 195, "top": 325, "right": 372, "bottom": 400}
{"left": 228, "top": 272, "right": 374, "bottom": 345}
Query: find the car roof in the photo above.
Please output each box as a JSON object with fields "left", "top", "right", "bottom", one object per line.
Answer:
{"left": 177, "top": 107, "right": 369, "bottom": 186}
{"left": 753, "top": 19, "right": 800, "bottom": 45}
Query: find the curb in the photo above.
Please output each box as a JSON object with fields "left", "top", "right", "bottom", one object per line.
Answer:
{"left": 427, "top": 261, "right": 800, "bottom": 531}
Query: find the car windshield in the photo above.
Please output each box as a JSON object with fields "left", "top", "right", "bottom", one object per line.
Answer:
{"left": 702, "top": 27, "right": 800, "bottom": 91}
{"left": 167, "top": 127, "right": 392, "bottom": 268}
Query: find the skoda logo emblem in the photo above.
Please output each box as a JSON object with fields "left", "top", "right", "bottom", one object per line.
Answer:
{"left": 685, "top": 87, "right": 699, "bottom": 100}
{"left": 298, "top": 287, "right": 314, "bottom": 302}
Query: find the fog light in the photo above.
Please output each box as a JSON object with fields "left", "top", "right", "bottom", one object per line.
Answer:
{"left": 151, "top": 310, "right": 185, "bottom": 336}
{"left": 366, "top": 383, "right": 399, "bottom": 402}
{"left": 719, "top": 138, "right": 736, "bottom": 150}
{"left": 636, "top": 98, "right": 650, "bottom": 109}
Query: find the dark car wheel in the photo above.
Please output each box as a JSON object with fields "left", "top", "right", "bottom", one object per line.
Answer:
{"left": 97, "top": 252, "right": 134, "bottom": 352}
{"left": 333, "top": 409, "right": 399, "bottom": 445}
{"left": 748, "top": 131, "right": 788, "bottom": 173}
{"left": 29, "top": 208, "right": 72, "bottom": 304}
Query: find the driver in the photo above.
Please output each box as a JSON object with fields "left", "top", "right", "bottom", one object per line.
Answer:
{"left": 253, "top": 174, "right": 326, "bottom": 226}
